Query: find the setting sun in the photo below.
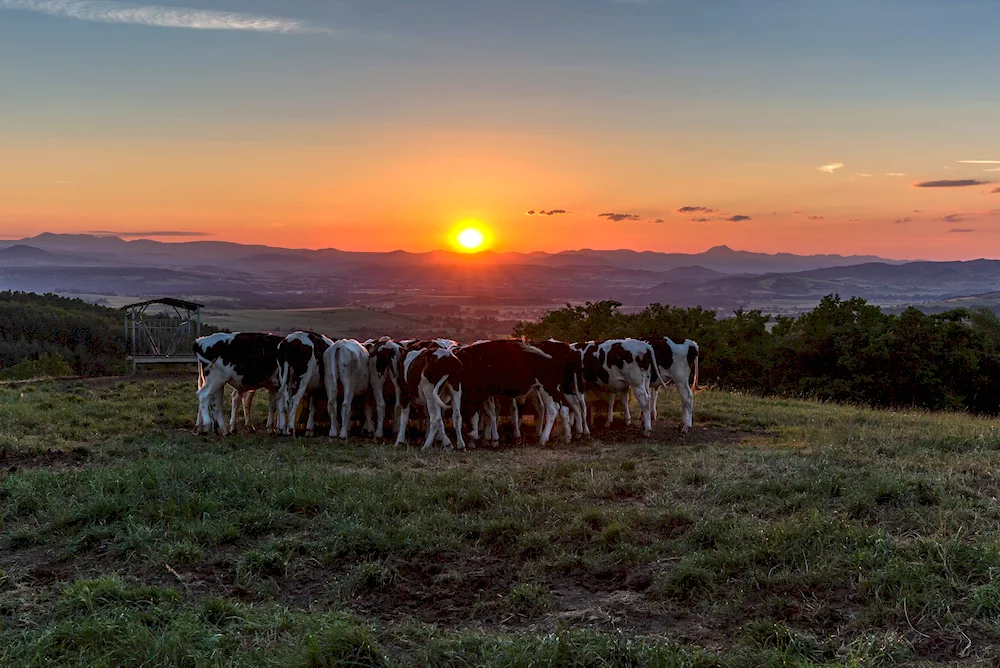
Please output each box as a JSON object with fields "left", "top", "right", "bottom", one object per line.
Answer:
{"left": 449, "top": 222, "right": 492, "bottom": 253}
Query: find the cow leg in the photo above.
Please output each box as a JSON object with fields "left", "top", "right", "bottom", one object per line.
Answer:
{"left": 470, "top": 410, "right": 481, "bottom": 442}
{"left": 622, "top": 390, "right": 633, "bottom": 425}
{"left": 364, "top": 395, "right": 375, "bottom": 436}
{"left": 374, "top": 383, "right": 387, "bottom": 439}
{"left": 604, "top": 392, "right": 615, "bottom": 428}
{"left": 212, "top": 386, "right": 228, "bottom": 436}
{"left": 559, "top": 403, "right": 572, "bottom": 444}
{"left": 532, "top": 392, "right": 545, "bottom": 438}
{"left": 677, "top": 381, "right": 694, "bottom": 434}
{"left": 450, "top": 387, "right": 465, "bottom": 450}
{"left": 305, "top": 395, "right": 317, "bottom": 437}
{"left": 635, "top": 385, "right": 652, "bottom": 437}
{"left": 651, "top": 386, "right": 660, "bottom": 422}
{"left": 423, "top": 394, "right": 450, "bottom": 451}
{"left": 242, "top": 389, "right": 256, "bottom": 432}
{"left": 483, "top": 398, "right": 500, "bottom": 443}
{"left": 338, "top": 378, "right": 353, "bottom": 439}
{"left": 510, "top": 401, "right": 521, "bottom": 440}
{"left": 537, "top": 390, "right": 559, "bottom": 446}
{"left": 564, "top": 394, "right": 584, "bottom": 440}
{"left": 228, "top": 388, "right": 241, "bottom": 433}
{"left": 579, "top": 392, "right": 590, "bottom": 436}
{"left": 266, "top": 390, "right": 279, "bottom": 432}
{"left": 394, "top": 406, "right": 411, "bottom": 447}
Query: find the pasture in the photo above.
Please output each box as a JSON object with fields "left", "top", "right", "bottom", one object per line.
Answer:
{"left": 200, "top": 309, "right": 427, "bottom": 339}
{"left": 2, "top": 378, "right": 1000, "bottom": 666}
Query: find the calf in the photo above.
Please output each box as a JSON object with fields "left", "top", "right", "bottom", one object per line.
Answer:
{"left": 368, "top": 337, "right": 403, "bottom": 439}
{"left": 532, "top": 339, "right": 589, "bottom": 439}
{"left": 579, "top": 339, "right": 657, "bottom": 436}
{"left": 455, "top": 339, "right": 570, "bottom": 446}
{"left": 325, "top": 338, "right": 374, "bottom": 439}
{"left": 641, "top": 336, "right": 700, "bottom": 433}
{"left": 194, "top": 332, "right": 282, "bottom": 436}
{"left": 277, "top": 331, "right": 333, "bottom": 436}
{"left": 395, "top": 346, "right": 464, "bottom": 450}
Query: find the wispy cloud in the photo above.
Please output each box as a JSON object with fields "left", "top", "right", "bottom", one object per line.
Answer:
{"left": 886, "top": 173, "right": 907, "bottom": 177}
{"left": 690, "top": 217, "right": 712, "bottom": 223}
{"left": 808, "top": 215, "right": 824, "bottom": 221}
{"left": 893, "top": 218, "right": 911, "bottom": 224}
{"left": 676, "top": 206, "right": 716, "bottom": 214}
{"left": 940, "top": 214, "right": 965, "bottom": 223}
{"left": 949, "top": 228, "right": 975, "bottom": 233}
{"left": 857, "top": 173, "right": 873, "bottom": 178}
{"left": 525, "top": 209, "right": 568, "bottom": 216}
{"left": 984, "top": 168, "right": 1000, "bottom": 173}
{"left": 958, "top": 160, "right": 1000, "bottom": 164}
{"left": 818, "top": 162, "right": 844, "bottom": 174}
{"left": 87, "top": 230, "right": 215, "bottom": 237}
{"left": 724, "top": 215, "right": 752, "bottom": 222}
{"left": 913, "top": 179, "right": 989, "bottom": 188}
{"left": 650, "top": 218, "right": 665, "bottom": 224}
{"left": 992, "top": 187, "right": 1000, "bottom": 194}
{"left": 0, "top": 0, "right": 332, "bottom": 33}
{"left": 598, "top": 212, "right": 640, "bottom": 222}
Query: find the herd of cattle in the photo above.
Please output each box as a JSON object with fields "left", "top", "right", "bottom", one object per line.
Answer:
{"left": 193, "top": 332, "right": 700, "bottom": 449}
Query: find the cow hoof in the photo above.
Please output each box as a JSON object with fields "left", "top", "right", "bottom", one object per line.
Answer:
{"left": 641, "top": 430, "right": 651, "bottom": 437}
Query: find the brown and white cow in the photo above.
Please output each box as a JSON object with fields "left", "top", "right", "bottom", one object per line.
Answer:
{"left": 455, "top": 339, "right": 570, "bottom": 446}
{"left": 395, "top": 346, "right": 464, "bottom": 450}
{"left": 578, "top": 339, "right": 657, "bottom": 436}
{"left": 194, "top": 332, "right": 283, "bottom": 436}
{"left": 325, "top": 338, "right": 374, "bottom": 439}
{"left": 641, "top": 336, "right": 700, "bottom": 433}
{"left": 367, "top": 337, "right": 404, "bottom": 439}
{"left": 277, "top": 331, "right": 333, "bottom": 436}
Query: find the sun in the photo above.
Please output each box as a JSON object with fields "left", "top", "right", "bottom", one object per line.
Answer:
{"left": 449, "top": 221, "right": 492, "bottom": 253}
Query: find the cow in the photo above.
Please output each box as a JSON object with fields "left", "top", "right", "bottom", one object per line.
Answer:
{"left": 578, "top": 339, "right": 657, "bottom": 436}
{"left": 395, "top": 346, "right": 464, "bottom": 450}
{"left": 193, "top": 332, "right": 282, "bottom": 436}
{"left": 532, "top": 339, "right": 589, "bottom": 439}
{"left": 325, "top": 338, "right": 374, "bottom": 439}
{"left": 455, "top": 339, "right": 570, "bottom": 446}
{"left": 276, "top": 331, "right": 333, "bottom": 436}
{"left": 367, "top": 337, "right": 404, "bottom": 439}
{"left": 642, "top": 336, "right": 700, "bottom": 433}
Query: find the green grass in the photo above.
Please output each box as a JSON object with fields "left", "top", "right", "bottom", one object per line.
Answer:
{"left": 2, "top": 378, "right": 1000, "bottom": 665}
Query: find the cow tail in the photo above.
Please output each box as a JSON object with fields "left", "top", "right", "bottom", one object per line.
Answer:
{"left": 691, "top": 344, "right": 701, "bottom": 395}
{"left": 432, "top": 374, "right": 450, "bottom": 409}
{"left": 330, "top": 346, "right": 341, "bottom": 405}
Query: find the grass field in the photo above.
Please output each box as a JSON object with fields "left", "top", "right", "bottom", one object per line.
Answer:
{"left": 2, "top": 379, "right": 1000, "bottom": 666}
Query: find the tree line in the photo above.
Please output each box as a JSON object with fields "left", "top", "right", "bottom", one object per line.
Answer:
{"left": 513, "top": 296, "right": 1000, "bottom": 414}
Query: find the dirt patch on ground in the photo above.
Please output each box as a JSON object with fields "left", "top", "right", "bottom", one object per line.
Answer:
{"left": 0, "top": 447, "right": 90, "bottom": 474}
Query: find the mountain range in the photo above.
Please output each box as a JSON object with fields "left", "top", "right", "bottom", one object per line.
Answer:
{"left": 0, "top": 233, "right": 996, "bottom": 317}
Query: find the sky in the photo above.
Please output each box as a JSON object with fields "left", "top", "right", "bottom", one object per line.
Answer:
{"left": 1, "top": 0, "right": 999, "bottom": 259}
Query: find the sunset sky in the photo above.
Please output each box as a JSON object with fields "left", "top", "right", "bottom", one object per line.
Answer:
{"left": 1, "top": 0, "right": 999, "bottom": 258}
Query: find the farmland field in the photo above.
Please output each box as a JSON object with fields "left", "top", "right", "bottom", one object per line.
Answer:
{"left": 2, "top": 379, "right": 1000, "bottom": 665}
{"left": 200, "top": 308, "right": 428, "bottom": 338}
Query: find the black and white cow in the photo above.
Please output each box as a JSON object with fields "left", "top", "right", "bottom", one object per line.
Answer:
{"left": 578, "top": 339, "right": 657, "bottom": 436}
{"left": 325, "top": 338, "right": 374, "bottom": 439}
{"left": 396, "top": 346, "right": 464, "bottom": 450}
{"left": 367, "top": 337, "right": 404, "bottom": 439}
{"left": 194, "top": 332, "right": 283, "bottom": 436}
{"left": 455, "top": 339, "right": 570, "bottom": 446}
{"left": 276, "top": 331, "right": 333, "bottom": 436}
{"left": 641, "top": 337, "right": 700, "bottom": 433}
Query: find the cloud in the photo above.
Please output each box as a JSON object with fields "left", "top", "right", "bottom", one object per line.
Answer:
{"left": 857, "top": 173, "right": 873, "bottom": 178}
{"left": 949, "top": 228, "right": 975, "bottom": 233}
{"left": 808, "top": 215, "right": 824, "bottom": 220}
{"left": 676, "top": 206, "right": 716, "bottom": 214}
{"left": 526, "top": 209, "right": 568, "bottom": 216}
{"left": 650, "top": 218, "right": 665, "bottom": 224}
{"left": 724, "top": 215, "right": 752, "bottom": 222}
{"left": 818, "top": 162, "right": 844, "bottom": 174}
{"left": 984, "top": 168, "right": 1000, "bottom": 173}
{"left": 86, "top": 230, "right": 215, "bottom": 237}
{"left": 943, "top": 165, "right": 957, "bottom": 170}
{"left": 0, "top": 0, "right": 332, "bottom": 33}
{"left": 992, "top": 187, "right": 1000, "bottom": 194}
{"left": 913, "top": 179, "right": 990, "bottom": 188}
{"left": 958, "top": 160, "right": 1000, "bottom": 164}
{"left": 598, "top": 212, "right": 641, "bottom": 222}
{"left": 886, "top": 173, "right": 907, "bottom": 177}
{"left": 690, "top": 217, "right": 712, "bottom": 223}
{"left": 940, "top": 214, "right": 965, "bottom": 223}
{"left": 892, "top": 218, "right": 911, "bottom": 224}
